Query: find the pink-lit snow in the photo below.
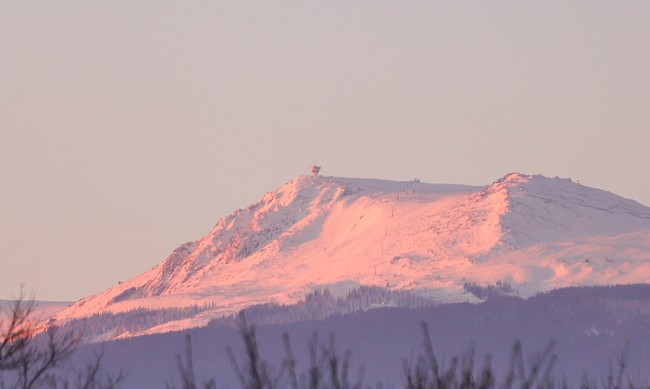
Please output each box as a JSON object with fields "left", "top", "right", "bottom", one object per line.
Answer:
{"left": 52, "top": 173, "right": 650, "bottom": 337}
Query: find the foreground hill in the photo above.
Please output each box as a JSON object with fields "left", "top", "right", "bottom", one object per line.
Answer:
{"left": 73, "top": 284, "right": 650, "bottom": 389}
{"left": 53, "top": 173, "right": 650, "bottom": 337}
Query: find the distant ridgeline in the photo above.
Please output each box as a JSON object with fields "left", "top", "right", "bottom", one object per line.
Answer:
{"left": 52, "top": 283, "right": 650, "bottom": 342}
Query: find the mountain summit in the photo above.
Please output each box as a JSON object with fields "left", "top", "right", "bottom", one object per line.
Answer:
{"left": 55, "top": 173, "right": 650, "bottom": 336}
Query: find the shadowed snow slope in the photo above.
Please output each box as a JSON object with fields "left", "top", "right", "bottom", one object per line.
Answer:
{"left": 54, "top": 173, "right": 650, "bottom": 336}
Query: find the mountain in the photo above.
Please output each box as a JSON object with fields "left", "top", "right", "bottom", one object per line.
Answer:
{"left": 52, "top": 173, "right": 650, "bottom": 337}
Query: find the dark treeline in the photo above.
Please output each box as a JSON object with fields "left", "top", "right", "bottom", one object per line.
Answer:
{"left": 62, "top": 283, "right": 650, "bottom": 343}
{"left": 462, "top": 280, "right": 516, "bottom": 300}
{"left": 55, "top": 305, "right": 211, "bottom": 341}
{"left": 211, "top": 286, "right": 438, "bottom": 328}
{"left": 54, "top": 286, "right": 437, "bottom": 341}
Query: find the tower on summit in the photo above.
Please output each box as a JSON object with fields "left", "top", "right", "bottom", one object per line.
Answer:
{"left": 310, "top": 165, "right": 321, "bottom": 177}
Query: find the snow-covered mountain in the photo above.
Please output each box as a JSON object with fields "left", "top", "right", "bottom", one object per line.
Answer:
{"left": 53, "top": 173, "right": 650, "bottom": 337}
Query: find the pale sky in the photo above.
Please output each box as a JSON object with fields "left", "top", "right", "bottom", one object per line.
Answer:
{"left": 1, "top": 1, "right": 649, "bottom": 301}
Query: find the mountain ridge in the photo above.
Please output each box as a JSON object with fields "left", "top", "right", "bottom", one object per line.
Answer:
{"left": 52, "top": 172, "right": 650, "bottom": 338}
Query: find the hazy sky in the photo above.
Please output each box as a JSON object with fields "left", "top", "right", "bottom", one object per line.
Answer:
{"left": 1, "top": 1, "right": 649, "bottom": 301}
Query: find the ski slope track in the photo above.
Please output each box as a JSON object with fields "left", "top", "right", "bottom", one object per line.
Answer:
{"left": 54, "top": 173, "right": 650, "bottom": 337}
